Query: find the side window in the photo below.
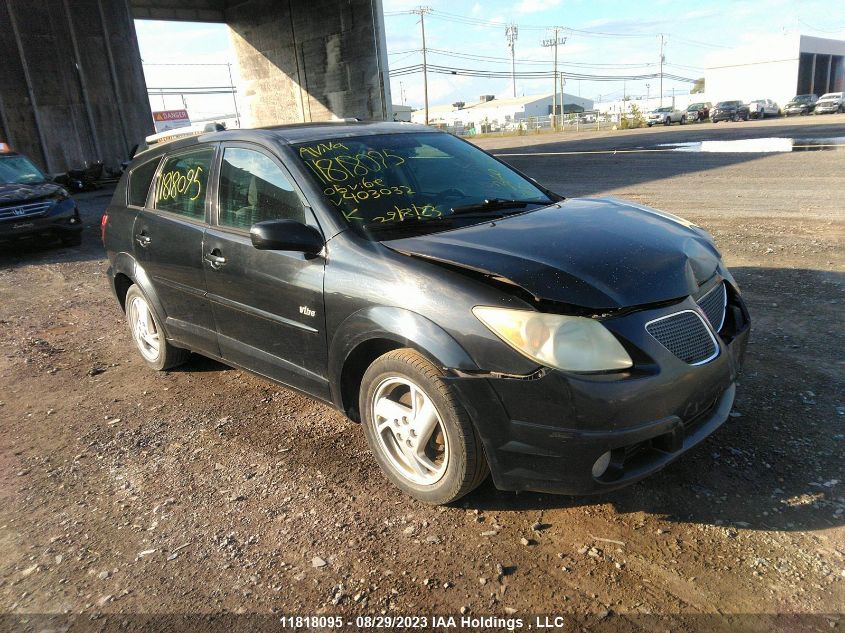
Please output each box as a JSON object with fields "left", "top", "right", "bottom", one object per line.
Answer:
{"left": 218, "top": 147, "right": 305, "bottom": 230}
{"left": 127, "top": 158, "right": 160, "bottom": 207}
{"left": 153, "top": 147, "right": 213, "bottom": 220}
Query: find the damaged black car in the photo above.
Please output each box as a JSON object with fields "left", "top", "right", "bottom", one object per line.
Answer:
{"left": 104, "top": 122, "right": 750, "bottom": 504}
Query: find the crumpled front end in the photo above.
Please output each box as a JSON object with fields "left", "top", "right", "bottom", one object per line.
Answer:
{"left": 447, "top": 278, "right": 750, "bottom": 495}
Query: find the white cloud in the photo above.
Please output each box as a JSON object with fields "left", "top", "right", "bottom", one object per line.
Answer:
{"left": 471, "top": 2, "right": 482, "bottom": 15}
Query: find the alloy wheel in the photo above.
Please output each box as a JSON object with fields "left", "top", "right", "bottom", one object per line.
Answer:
{"left": 129, "top": 295, "right": 161, "bottom": 362}
{"left": 371, "top": 376, "right": 449, "bottom": 486}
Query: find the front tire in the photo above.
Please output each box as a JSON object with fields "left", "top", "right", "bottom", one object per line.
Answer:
{"left": 125, "top": 285, "right": 189, "bottom": 371}
{"left": 360, "top": 349, "right": 488, "bottom": 505}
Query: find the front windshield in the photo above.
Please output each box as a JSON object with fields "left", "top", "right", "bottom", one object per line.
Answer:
{"left": 820, "top": 93, "right": 841, "bottom": 100}
{"left": 655, "top": 107, "right": 672, "bottom": 112}
{"left": 793, "top": 95, "right": 812, "bottom": 103}
{"left": 0, "top": 155, "right": 46, "bottom": 185}
{"left": 293, "top": 132, "right": 553, "bottom": 237}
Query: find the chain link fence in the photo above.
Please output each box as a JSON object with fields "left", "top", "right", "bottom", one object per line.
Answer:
{"left": 428, "top": 108, "right": 655, "bottom": 138}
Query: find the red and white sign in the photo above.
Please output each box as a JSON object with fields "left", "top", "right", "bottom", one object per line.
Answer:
{"left": 152, "top": 109, "right": 191, "bottom": 133}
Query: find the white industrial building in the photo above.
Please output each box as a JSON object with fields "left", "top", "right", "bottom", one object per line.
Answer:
{"left": 705, "top": 34, "right": 845, "bottom": 107}
{"left": 411, "top": 93, "right": 594, "bottom": 129}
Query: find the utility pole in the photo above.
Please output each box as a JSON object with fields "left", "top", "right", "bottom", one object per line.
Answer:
{"left": 659, "top": 34, "right": 665, "bottom": 107}
{"left": 505, "top": 24, "right": 518, "bottom": 98}
{"left": 541, "top": 28, "right": 566, "bottom": 128}
{"left": 227, "top": 63, "right": 241, "bottom": 128}
{"left": 412, "top": 6, "right": 432, "bottom": 125}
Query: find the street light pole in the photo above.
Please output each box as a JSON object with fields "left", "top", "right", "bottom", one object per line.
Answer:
{"left": 541, "top": 28, "right": 566, "bottom": 128}
{"left": 659, "top": 34, "right": 665, "bottom": 107}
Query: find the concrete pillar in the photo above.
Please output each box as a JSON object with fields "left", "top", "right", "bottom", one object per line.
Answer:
{"left": 226, "top": 0, "right": 391, "bottom": 127}
{"left": 0, "top": 0, "right": 152, "bottom": 173}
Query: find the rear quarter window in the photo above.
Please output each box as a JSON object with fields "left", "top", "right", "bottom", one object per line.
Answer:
{"left": 127, "top": 158, "right": 161, "bottom": 207}
{"left": 153, "top": 147, "right": 214, "bottom": 220}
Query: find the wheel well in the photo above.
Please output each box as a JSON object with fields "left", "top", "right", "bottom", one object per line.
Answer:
{"left": 113, "top": 273, "right": 134, "bottom": 312}
{"left": 340, "top": 338, "right": 403, "bottom": 422}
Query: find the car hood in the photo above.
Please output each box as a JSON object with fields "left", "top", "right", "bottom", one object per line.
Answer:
{"left": 0, "top": 181, "right": 64, "bottom": 206}
{"left": 384, "top": 198, "right": 724, "bottom": 310}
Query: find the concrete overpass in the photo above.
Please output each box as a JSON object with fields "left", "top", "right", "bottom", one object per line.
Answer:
{"left": 0, "top": 0, "right": 392, "bottom": 173}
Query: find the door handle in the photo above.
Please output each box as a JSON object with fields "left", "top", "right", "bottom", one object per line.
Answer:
{"left": 135, "top": 233, "right": 152, "bottom": 247}
{"left": 205, "top": 251, "right": 227, "bottom": 270}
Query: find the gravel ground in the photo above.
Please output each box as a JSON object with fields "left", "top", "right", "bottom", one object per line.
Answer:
{"left": 1, "top": 116, "right": 843, "bottom": 632}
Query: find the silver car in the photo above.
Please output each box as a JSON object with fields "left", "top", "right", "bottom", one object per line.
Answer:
{"left": 646, "top": 106, "right": 685, "bottom": 126}
{"left": 814, "top": 92, "right": 844, "bottom": 114}
{"left": 747, "top": 99, "right": 780, "bottom": 119}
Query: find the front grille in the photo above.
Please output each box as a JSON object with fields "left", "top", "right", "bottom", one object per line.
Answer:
{"left": 0, "top": 200, "right": 53, "bottom": 221}
{"left": 696, "top": 282, "right": 727, "bottom": 332}
{"left": 646, "top": 310, "right": 718, "bottom": 365}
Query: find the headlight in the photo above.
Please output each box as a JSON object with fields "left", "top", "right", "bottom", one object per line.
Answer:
{"left": 472, "top": 306, "right": 633, "bottom": 372}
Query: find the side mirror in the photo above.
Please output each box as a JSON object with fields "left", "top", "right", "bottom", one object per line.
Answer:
{"left": 250, "top": 219, "right": 324, "bottom": 255}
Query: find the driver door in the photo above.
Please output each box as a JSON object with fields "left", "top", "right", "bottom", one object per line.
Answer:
{"left": 203, "top": 143, "right": 329, "bottom": 398}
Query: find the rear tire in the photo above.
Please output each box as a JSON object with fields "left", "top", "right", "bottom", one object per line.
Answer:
{"left": 360, "top": 348, "right": 488, "bottom": 505}
{"left": 125, "top": 285, "right": 189, "bottom": 371}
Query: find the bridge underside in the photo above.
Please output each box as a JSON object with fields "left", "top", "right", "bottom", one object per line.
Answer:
{"left": 0, "top": 0, "right": 391, "bottom": 173}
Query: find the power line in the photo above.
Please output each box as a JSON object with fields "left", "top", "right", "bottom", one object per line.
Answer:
{"left": 385, "top": 9, "right": 732, "bottom": 47}
{"left": 388, "top": 63, "right": 695, "bottom": 82}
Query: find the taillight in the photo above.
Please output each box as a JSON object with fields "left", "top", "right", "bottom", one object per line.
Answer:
{"left": 100, "top": 213, "right": 109, "bottom": 244}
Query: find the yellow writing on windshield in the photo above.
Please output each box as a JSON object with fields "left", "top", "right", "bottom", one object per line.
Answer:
{"left": 371, "top": 203, "right": 442, "bottom": 224}
{"left": 323, "top": 179, "right": 415, "bottom": 206}
{"left": 298, "top": 141, "right": 349, "bottom": 159}
{"left": 305, "top": 149, "right": 406, "bottom": 185}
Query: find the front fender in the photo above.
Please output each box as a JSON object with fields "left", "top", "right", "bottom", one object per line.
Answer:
{"left": 328, "top": 306, "right": 480, "bottom": 407}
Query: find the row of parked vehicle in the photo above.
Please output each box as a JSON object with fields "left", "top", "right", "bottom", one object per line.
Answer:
{"left": 646, "top": 92, "right": 845, "bottom": 126}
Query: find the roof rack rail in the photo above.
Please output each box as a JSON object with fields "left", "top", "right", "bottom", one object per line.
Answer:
{"left": 140, "top": 122, "right": 227, "bottom": 151}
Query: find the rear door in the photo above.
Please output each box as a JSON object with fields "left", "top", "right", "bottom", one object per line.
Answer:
{"left": 203, "top": 143, "right": 329, "bottom": 397}
{"left": 133, "top": 144, "right": 219, "bottom": 356}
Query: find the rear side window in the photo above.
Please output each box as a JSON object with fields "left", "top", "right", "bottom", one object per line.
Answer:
{"left": 153, "top": 147, "right": 214, "bottom": 220}
{"left": 127, "top": 158, "right": 160, "bottom": 207}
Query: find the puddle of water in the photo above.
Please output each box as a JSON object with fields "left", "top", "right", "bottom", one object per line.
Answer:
{"left": 655, "top": 137, "right": 845, "bottom": 153}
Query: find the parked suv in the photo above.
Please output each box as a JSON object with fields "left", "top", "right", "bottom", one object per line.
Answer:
{"left": 814, "top": 92, "right": 844, "bottom": 114}
{"left": 685, "top": 102, "right": 711, "bottom": 122}
{"left": 747, "top": 99, "right": 779, "bottom": 119}
{"left": 0, "top": 143, "right": 82, "bottom": 246}
{"left": 784, "top": 94, "right": 818, "bottom": 116}
{"left": 711, "top": 101, "right": 750, "bottom": 123}
{"left": 104, "top": 122, "right": 749, "bottom": 504}
{"left": 646, "top": 106, "right": 685, "bottom": 126}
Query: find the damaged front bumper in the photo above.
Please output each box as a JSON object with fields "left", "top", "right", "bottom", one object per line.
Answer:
{"left": 446, "top": 287, "right": 750, "bottom": 495}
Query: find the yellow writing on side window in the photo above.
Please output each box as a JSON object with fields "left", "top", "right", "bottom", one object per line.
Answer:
{"left": 157, "top": 166, "right": 204, "bottom": 203}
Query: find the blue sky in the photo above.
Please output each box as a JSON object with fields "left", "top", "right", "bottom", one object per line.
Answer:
{"left": 382, "top": 0, "right": 843, "bottom": 106}
{"left": 134, "top": 1, "right": 843, "bottom": 117}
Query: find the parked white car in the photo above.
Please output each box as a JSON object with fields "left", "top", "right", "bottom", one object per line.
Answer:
{"left": 814, "top": 92, "right": 845, "bottom": 114}
{"left": 747, "top": 99, "right": 780, "bottom": 119}
{"left": 646, "top": 106, "right": 685, "bottom": 126}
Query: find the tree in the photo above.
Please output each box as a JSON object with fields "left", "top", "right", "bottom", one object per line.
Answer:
{"left": 691, "top": 77, "right": 705, "bottom": 94}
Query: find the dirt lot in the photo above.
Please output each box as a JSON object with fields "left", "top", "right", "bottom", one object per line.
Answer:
{"left": 1, "top": 116, "right": 843, "bottom": 631}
